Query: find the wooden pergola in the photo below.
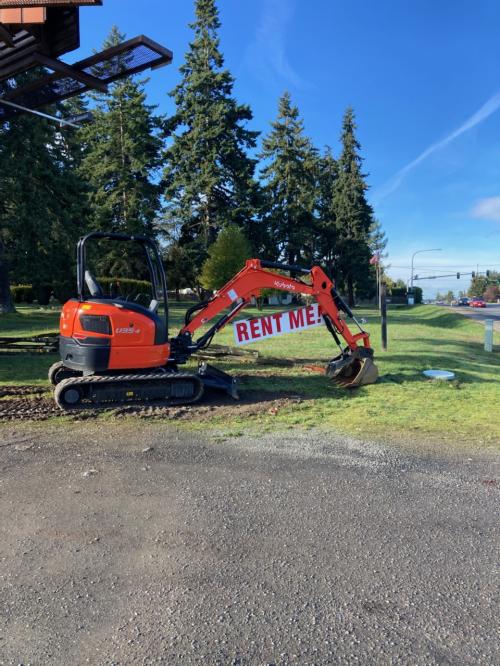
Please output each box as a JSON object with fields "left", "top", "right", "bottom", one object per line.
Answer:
{"left": 0, "top": 0, "right": 172, "bottom": 123}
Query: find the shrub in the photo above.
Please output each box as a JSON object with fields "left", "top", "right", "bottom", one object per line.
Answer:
{"left": 10, "top": 284, "right": 34, "bottom": 304}
{"left": 97, "top": 277, "right": 152, "bottom": 299}
{"left": 200, "top": 225, "right": 251, "bottom": 290}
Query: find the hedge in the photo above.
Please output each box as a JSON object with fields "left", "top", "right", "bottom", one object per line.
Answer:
{"left": 97, "top": 277, "right": 152, "bottom": 297}
{"left": 10, "top": 284, "right": 34, "bottom": 304}
{"left": 388, "top": 286, "right": 423, "bottom": 304}
{"left": 10, "top": 277, "right": 153, "bottom": 305}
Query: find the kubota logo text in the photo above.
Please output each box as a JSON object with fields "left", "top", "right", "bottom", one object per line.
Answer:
{"left": 274, "top": 280, "right": 296, "bottom": 291}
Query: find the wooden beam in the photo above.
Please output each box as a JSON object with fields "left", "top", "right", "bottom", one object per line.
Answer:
{"left": 0, "top": 23, "right": 14, "bottom": 46}
{"left": 34, "top": 51, "right": 108, "bottom": 92}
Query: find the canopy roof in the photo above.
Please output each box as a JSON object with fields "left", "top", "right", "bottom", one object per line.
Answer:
{"left": 0, "top": 1, "right": 173, "bottom": 122}
{"left": 0, "top": 2, "right": 101, "bottom": 6}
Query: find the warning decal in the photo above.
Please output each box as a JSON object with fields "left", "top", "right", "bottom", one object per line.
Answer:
{"left": 233, "top": 304, "right": 323, "bottom": 346}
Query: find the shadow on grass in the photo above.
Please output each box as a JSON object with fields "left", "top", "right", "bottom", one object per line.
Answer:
{"left": 0, "top": 309, "right": 59, "bottom": 335}
{"left": 0, "top": 354, "right": 57, "bottom": 383}
{"left": 211, "top": 340, "right": 498, "bottom": 391}
{"left": 383, "top": 310, "right": 469, "bottom": 329}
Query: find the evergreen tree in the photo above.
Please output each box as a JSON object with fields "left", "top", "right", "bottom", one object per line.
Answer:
{"left": 332, "top": 108, "right": 374, "bottom": 306}
{"left": 200, "top": 224, "right": 251, "bottom": 289}
{"left": 0, "top": 83, "right": 87, "bottom": 307}
{"left": 163, "top": 0, "right": 260, "bottom": 280}
{"left": 0, "top": 115, "right": 15, "bottom": 313}
{"left": 468, "top": 274, "right": 493, "bottom": 298}
{"left": 164, "top": 242, "right": 194, "bottom": 301}
{"left": 79, "top": 27, "right": 163, "bottom": 277}
{"left": 259, "top": 92, "right": 318, "bottom": 266}
{"left": 316, "top": 147, "right": 339, "bottom": 275}
{"left": 368, "top": 218, "right": 388, "bottom": 262}
{"left": 368, "top": 218, "right": 388, "bottom": 307}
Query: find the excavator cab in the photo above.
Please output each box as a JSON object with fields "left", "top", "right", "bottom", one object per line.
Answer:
{"left": 77, "top": 232, "right": 167, "bottom": 315}
{"left": 50, "top": 232, "right": 171, "bottom": 388}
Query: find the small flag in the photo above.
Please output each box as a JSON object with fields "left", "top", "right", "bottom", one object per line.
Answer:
{"left": 369, "top": 254, "right": 380, "bottom": 265}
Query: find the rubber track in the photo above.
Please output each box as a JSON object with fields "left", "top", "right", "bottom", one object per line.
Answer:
{"left": 54, "top": 372, "right": 204, "bottom": 411}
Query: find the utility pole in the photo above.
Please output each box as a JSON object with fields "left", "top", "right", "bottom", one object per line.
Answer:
{"left": 381, "top": 283, "right": 388, "bottom": 351}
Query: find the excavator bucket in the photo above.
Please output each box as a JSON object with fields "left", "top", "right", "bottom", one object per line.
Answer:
{"left": 326, "top": 347, "right": 378, "bottom": 388}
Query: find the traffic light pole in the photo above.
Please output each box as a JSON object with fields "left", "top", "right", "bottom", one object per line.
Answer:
{"left": 412, "top": 270, "right": 493, "bottom": 281}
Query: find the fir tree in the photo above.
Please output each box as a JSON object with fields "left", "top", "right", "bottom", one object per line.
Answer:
{"left": 0, "top": 83, "right": 87, "bottom": 307}
{"left": 368, "top": 218, "right": 388, "bottom": 307}
{"left": 316, "top": 147, "right": 339, "bottom": 276}
{"left": 332, "top": 108, "right": 374, "bottom": 306}
{"left": 164, "top": 242, "right": 193, "bottom": 301}
{"left": 0, "top": 114, "right": 15, "bottom": 313}
{"left": 259, "top": 92, "right": 318, "bottom": 266}
{"left": 368, "top": 218, "right": 387, "bottom": 260}
{"left": 163, "top": 0, "right": 260, "bottom": 278}
{"left": 79, "top": 27, "right": 163, "bottom": 277}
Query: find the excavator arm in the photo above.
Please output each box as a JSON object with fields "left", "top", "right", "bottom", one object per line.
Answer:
{"left": 170, "top": 259, "right": 378, "bottom": 389}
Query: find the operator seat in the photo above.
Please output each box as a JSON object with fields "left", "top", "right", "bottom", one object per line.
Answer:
{"left": 84, "top": 270, "right": 104, "bottom": 298}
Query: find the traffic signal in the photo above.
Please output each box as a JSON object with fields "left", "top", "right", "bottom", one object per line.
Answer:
{"left": 472, "top": 271, "right": 475, "bottom": 278}
{"left": 457, "top": 272, "right": 460, "bottom": 279}
{"left": 486, "top": 270, "right": 490, "bottom": 278}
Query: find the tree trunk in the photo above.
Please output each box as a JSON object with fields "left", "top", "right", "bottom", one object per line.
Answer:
{"left": 347, "top": 274, "right": 355, "bottom": 308}
{"left": 119, "top": 101, "right": 128, "bottom": 227}
{"left": 0, "top": 239, "right": 15, "bottom": 314}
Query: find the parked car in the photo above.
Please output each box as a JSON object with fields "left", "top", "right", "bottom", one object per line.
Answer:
{"left": 470, "top": 298, "right": 486, "bottom": 308}
{"left": 457, "top": 297, "right": 470, "bottom": 306}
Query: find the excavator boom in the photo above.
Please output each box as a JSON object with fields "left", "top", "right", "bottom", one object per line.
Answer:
{"left": 170, "top": 259, "right": 378, "bottom": 389}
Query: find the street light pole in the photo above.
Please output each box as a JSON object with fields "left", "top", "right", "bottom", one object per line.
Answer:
{"left": 410, "top": 248, "right": 443, "bottom": 289}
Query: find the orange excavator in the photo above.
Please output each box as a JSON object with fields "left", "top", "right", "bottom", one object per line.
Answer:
{"left": 50, "top": 232, "right": 378, "bottom": 409}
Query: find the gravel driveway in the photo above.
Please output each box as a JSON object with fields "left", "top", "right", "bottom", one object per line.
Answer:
{"left": 0, "top": 423, "right": 498, "bottom": 665}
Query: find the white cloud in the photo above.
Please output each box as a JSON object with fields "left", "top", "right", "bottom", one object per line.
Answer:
{"left": 246, "top": 0, "right": 308, "bottom": 89}
{"left": 373, "top": 91, "right": 500, "bottom": 204}
{"left": 471, "top": 196, "right": 500, "bottom": 223}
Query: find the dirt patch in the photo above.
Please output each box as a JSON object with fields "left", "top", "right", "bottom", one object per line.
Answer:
{"left": 0, "top": 385, "right": 48, "bottom": 397}
{"left": 0, "top": 385, "right": 305, "bottom": 423}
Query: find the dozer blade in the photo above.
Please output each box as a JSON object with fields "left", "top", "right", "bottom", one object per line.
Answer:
{"left": 326, "top": 347, "right": 378, "bottom": 388}
{"left": 197, "top": 362, "right": 239, "bottom": 399}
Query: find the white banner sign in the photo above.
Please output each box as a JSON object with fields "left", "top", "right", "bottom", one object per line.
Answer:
{"left": 233, "top": 303, "right": 323, "bottom": 346}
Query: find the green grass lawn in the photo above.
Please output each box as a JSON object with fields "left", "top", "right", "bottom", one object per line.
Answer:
{"left": 1, "top": 303, "right": 499, "bottom": 448}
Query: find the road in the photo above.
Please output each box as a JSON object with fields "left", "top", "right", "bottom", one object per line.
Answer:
{"left": 450, "top": 303, "right": 500, "bottom": 331}
{"left": 0, "top": 424, "right": 498, "bottom": 665}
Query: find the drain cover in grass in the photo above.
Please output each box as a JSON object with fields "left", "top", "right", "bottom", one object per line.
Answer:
{"left": 423, "top": 370, "right": 456, "bottom": 381}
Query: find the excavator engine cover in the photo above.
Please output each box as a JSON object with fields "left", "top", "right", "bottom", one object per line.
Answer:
{"left": 326, "top": 347, "right": 378, "bottom": 388}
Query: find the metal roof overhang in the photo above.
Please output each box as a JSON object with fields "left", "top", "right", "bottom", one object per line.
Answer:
{"left": 0, "top": 2, "right": 102, "bottom": 6}
{"left": 0, "top": 34, "right": 173, "bottom": 122}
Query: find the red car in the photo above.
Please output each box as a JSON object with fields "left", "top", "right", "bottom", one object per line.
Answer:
{"left": 470, "top": 298, "right": 487, "bottom": 308}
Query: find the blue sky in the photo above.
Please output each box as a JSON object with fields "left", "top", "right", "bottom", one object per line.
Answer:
{"left": 74, "top": 0, "right": 500, "bottom": 296}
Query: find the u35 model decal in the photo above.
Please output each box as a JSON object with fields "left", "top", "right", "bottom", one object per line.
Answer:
{"left": 116, "top": 327, "right": 141, "bottom": 335}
